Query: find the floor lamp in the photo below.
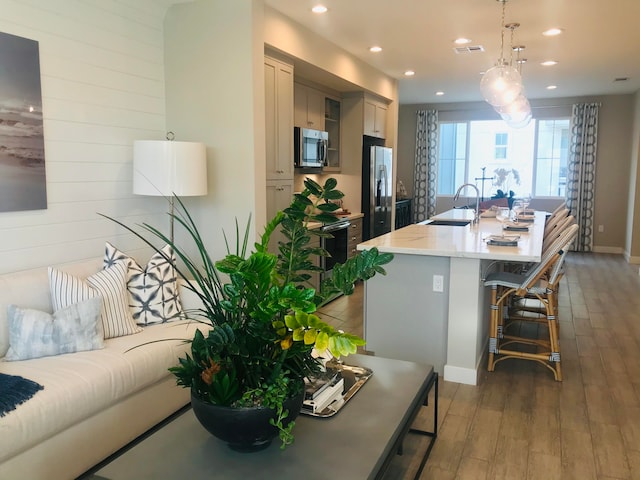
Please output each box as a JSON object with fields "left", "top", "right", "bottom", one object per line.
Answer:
{"left": 133, "top": 138, "right": 208, "bottom": 242}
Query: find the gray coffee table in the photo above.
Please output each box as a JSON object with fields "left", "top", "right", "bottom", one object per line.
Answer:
{"left": 87, "top": 354, "right": 437, "bottom": 480}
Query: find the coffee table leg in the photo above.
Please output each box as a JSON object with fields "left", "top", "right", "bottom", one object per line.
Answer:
{"left": 408, "top": 372, "right": 438, "bottom": 480}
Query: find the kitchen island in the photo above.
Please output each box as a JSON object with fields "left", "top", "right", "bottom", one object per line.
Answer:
{"left": 357, "top": 208, "right": 546, "bottom": 385}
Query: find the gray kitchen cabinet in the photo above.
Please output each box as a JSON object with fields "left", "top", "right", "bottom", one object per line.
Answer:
{"left": 265, "top": 56, "right": 294, "bottom": 180}
{"left": 347, "top": 217, "right": 363, "bottom": 259}
{"left": 265, "top": 180, "right": 293, "bottom": 254}
{"left": 294, "top": 82, "right": 325, "bottom": 130}
{"left": 363, "top": 97, "right": 388, "bottom": 139}
{"left": 323, "top": 96, "right": 341, "bottom": 172}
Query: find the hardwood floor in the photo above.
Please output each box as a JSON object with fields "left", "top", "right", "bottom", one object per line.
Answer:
{"left": 316, "top": 253, "right": 640, "bottom": 480}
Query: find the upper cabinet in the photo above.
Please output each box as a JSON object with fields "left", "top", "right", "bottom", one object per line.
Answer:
{"left": 265, "top": 56, "right": 294, "bottom": 180}
{"left": 294, "top": 83, "right": 325, "bottom": 129}
{"left": 363, "top": 97, "right": 388, "bottom": 139}
{"left": 323, "top": 96, "right": 341, "bottom": 172}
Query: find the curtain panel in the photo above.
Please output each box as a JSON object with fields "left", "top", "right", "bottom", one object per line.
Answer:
{"left": 413, "top": 109, "right": 438, "bottom": 222}
{"left": 566, "top": 103, "right": 599, "bottom": 252}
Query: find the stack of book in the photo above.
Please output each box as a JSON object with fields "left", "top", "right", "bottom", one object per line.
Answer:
{"left": 302, "top": 371, "right": 344, "bottom": 414}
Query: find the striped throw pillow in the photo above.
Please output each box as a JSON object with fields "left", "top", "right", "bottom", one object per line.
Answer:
{"left": 48, "top": 261, "right": 142, "bottom": 339}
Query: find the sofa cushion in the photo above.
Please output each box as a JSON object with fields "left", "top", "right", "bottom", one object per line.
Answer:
{"left": 48, "top": 261, "right": 142, "bottom": 339}
{"left": 5, "top": 297, "right": 104, "bottom": 361}
{"left": 0, "top": 259, "right": 103, "bottom": 358}
{"left": 104, "top": 242, "right": 183, "bottom": 326}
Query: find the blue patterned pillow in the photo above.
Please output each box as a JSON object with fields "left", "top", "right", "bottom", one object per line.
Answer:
{"left": 5, "top": 297, "right": 104, "bottom": 361}
{"left": 104, "top": 242, "right": 184, "bottom": 325}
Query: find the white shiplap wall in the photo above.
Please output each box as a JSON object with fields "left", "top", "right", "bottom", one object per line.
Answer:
{"left": 0, "top": 0, "right": 175, "bottom": 274}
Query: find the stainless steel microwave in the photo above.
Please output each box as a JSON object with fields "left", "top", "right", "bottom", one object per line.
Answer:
{"left": 294, "top": 127, "right": 328, "bottom": 170}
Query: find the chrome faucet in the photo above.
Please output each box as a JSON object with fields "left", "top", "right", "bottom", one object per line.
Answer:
{"left": 453, "top": 183, "right": 480, "bottom": 224}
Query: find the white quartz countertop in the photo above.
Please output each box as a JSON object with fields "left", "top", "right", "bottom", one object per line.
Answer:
{"left": 357, "top": 209, "right": 546, "bottom": 262}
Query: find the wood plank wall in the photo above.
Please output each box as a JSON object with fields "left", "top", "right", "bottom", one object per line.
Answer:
{"left": 0, "top": 0, "right": 175, "bottom": 274}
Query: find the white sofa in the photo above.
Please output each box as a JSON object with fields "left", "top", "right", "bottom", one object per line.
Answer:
{"left": 0, "top": 258, "right": 203, "bottom": 480}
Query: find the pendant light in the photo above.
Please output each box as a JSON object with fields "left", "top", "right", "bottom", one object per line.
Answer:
{"left": 480, "top": 0, "right": 523, "bottom": 107}
{"left": 480, "top": 0, "right": 531, "bottom": 128}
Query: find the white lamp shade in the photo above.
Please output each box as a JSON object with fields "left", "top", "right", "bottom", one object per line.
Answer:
{"left": 480, "top": 64, "right": 523, "bottom": 108}
{"left": 133, "top": 140, "right": 207, "bottom": 197}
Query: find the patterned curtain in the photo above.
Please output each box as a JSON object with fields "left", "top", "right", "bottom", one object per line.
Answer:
{"left": 413, "top": 109, "right": 438, "bottom": 222}
{"left": 566, "top": 103, "right": 599, "bottom": 252}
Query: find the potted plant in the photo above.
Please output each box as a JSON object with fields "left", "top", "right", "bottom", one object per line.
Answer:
{"left": 106, "top": 177, "right": 393, "bottom": 451}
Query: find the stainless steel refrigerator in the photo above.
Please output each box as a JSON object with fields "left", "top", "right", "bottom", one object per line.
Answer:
{"left": 362, "top": 138, "right": 393, "bottom": 241}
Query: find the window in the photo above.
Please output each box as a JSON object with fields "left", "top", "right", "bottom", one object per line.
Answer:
{"left": 494, "top": 133, "right": 508, "bottom": 159}
{"left": 437, "top": 117, "right": 570, "bottom": 198}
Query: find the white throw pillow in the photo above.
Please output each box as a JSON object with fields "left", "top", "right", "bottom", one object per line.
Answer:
{"left": 48, "top": 261, "right": 142, "bottom": 339}
{"left": 5, "top": 296, "right": 104, "bottom": 361}
{"left": 104, "top": 242, "right": 184, "bottom": 326}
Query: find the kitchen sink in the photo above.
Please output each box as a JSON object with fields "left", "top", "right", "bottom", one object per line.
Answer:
{"left": 423, "top": 219, "right": 471, "bottom": 227}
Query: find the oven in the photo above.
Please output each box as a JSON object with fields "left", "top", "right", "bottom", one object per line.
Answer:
{"left": 320, "top": 219, "right": 350, "bottom": 282}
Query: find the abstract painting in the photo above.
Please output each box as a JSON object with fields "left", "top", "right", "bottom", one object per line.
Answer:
{"left": 0, "top": 31, "right": 46, "bottom": 212}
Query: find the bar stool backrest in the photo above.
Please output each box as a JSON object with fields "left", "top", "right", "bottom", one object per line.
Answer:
{"left": 517, "top": 223, "right": 579, "bottom": 295}
{"left": 542, "top": 215, "right": 576, "bottom": 254}
{"left": 544, "top": 207, "right": 570, "bottom": 238}
{"left": 546, "top": 223, "right": 579, "bottom": 287}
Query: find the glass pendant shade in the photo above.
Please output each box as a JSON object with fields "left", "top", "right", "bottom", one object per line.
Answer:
{"left": 501, "top": 99, "right": 532, "bottom": 128}
{"left": 480, "top": 63, "right": 523, "bottom": 107}
{"left": 497, "top": 93, "right": 530, "bottom": 117}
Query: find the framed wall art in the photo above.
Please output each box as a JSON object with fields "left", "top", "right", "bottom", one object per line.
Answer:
{"left": 0, "top": 31, "right": 46, "bottom": 213}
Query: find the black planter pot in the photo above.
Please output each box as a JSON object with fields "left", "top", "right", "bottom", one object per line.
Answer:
{"left": 190, "top": 387, "right": 304, "bottom": 452}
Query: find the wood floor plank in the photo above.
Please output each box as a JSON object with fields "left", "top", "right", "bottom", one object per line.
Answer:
{"left": 590, "top": 422, "right": 631, "bottom": 479}
{"left": 461, "top": 407, "right": 502, "bottom": 461}
{"left": 489, "top": 437, "right": 529, "bottom": 480}
{"left": 527, "top": 451, "right": 562, "bottom": 480}
{"left": 560, "top": 429, "right": 597, "bottom": 480}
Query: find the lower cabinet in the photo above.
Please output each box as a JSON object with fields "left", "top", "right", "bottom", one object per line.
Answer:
{"left": 395, "top": 199, "right": 413, "bottom": 229}
{"left": 266, "top": 181, "right": 293, "bottom": 254}
{"left": 347, "top": 217, "right": 363, "bottom": 259}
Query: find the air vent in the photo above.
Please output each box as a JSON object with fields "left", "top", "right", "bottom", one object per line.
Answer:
{"left": 614, "top": 77, "right": 629, "bottom": 82}
{"left": 453, "top": 45, "right": 485, "bottom": 54}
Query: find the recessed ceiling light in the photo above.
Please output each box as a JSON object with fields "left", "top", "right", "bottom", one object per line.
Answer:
{"left": 311, "top": 5, "right": 327, "bottom": 14}
{"left": 546, "top": 85, "right": 557, "bottom": 90}
{"left": 369, "top": 46, "right": 382, "bottom": 53}
{"left": 436, "top": 91, "right": 445, "bottom": 96}
{"left": 404, "top": 70, "right": 415, "bottom": 76}
{"left": 454, "top": 38, "right": 471, "bottom": 45}
{"left": 543, "top": 28, "right": 563, "bottom": 36}
{"left": 541, "top": 60, "right": 558, "bottom": 66}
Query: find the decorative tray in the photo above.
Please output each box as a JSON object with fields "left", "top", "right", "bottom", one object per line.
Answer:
{"left": 300, "top": 360, "right": 373, "bottom": 418}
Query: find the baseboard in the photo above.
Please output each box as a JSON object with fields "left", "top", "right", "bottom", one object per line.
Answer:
{"left": 443, "top": 364, "right": 478, "bottom": 386}
{"left": 624, "top": 252, "right": 640, "bottom": 265}
{"left": 592, "top": 245, "right": 624, "bottom": 254}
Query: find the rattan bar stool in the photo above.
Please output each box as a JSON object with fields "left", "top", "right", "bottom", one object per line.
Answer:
{"left": 484, "top": 223, "right": 579, "bottom": 381}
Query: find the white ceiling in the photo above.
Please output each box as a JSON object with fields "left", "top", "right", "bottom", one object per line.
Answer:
{"left": 264, "top": 0, "right": 640, "bottom": 104}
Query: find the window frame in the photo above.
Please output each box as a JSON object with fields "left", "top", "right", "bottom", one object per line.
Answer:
{"left": 436, "top": 115, "right": 571, "bottom": 200}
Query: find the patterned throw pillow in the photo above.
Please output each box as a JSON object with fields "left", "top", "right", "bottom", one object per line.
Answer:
{"left": 5, "top": 297, "right": 104, "bottom": 361}
{"left": 48, "top": 261, "right": 142, "bottom": 339}
{"left": 104, "top": 242, "right": 183, "bottom": 326}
